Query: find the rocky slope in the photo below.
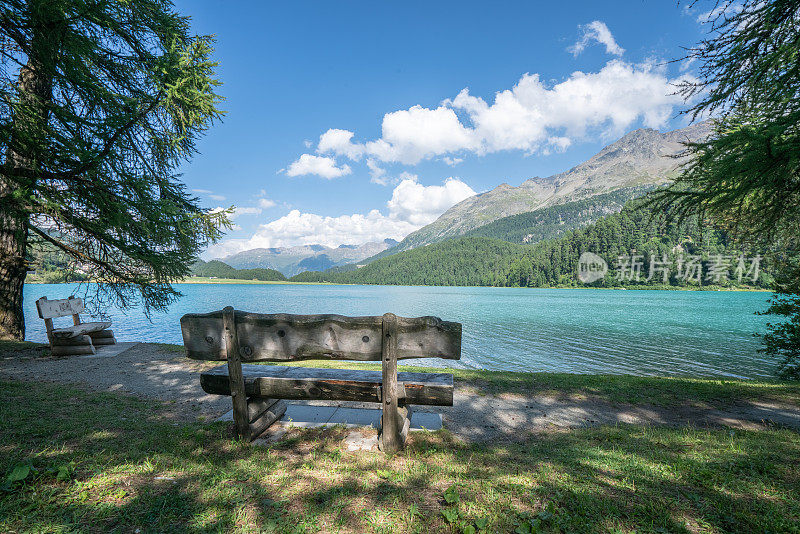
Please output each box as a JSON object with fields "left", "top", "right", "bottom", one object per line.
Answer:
{"left": 392, "top": 121, "right": 712, "bottom": 252}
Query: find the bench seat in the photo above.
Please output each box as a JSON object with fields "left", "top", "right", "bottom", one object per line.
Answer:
{"left": 51, "top": 321, "right": 112, "bottom": 339}
{"left": 200, "top": 364, "right": 455, "bottom": 406}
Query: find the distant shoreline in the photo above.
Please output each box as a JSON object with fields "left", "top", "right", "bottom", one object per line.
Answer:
{"left": 176, "top": 278, "right": 771, "bottom": 292}
{"left": 24, "top": 276, "right": 771, "bottom": 292}
{"left": 177, "top": 276, "right": 328, "bottom": 285}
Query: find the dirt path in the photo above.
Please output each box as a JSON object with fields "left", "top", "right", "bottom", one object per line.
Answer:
{"left": 1, "top": 343, "right": 798, "bottom": 443}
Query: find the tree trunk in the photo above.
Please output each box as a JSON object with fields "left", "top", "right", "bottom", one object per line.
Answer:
{"left": 0, "top": 4, "right": 58, "bottom": 340}
{"left": 0, "top": 194, "right": 29, "bottom": 340}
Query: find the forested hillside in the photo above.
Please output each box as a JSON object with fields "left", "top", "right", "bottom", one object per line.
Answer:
{"left": 190, "top": 260, "right": 286, "bottom": 281}
{"left": 25, "top": 240, "right": 89, "bottom": 283}
{"left": 291, "top": 200, "right": 772, "bottom": 288}
{"left": 463, "top": 187, "right": 646, "bottom": 245}
{"left": 292, "top": 238, "right": 522, "bottom": 286}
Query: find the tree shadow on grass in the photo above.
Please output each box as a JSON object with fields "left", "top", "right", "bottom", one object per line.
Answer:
{"left": 1, "top": 379, "right": 799, "bottom": 533}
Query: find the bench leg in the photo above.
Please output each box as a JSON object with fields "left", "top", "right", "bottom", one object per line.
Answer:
{"left": 247, "top": 398, "right": 287, "bottom": 440}
{"left": 222, "top": 307, "right": 250, "bottom": 440}
{"left": 379, "top": 404, "right": 411, "bottom": 452}
{"left": 89, "top": 329, "right": 117, "bottom": 346}
{"left": 379, "top": 313, "right": 408, "bottom": 454}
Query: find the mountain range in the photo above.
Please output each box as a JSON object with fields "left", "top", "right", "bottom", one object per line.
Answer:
{"left": 221, "top": 239, "right": 398, "bottom": 276}
{"left": 388, "top": 120, "right": 712, "bottom": 253}
{"left": 214, "top": 121, "right": 711, "bottom": 276}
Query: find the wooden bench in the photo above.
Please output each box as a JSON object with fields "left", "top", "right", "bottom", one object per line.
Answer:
{"left": 180, "top": 307, "right": 462, "bottom": 453}
{"left": 35, "top": 296, "right": 117, "bottom": 356}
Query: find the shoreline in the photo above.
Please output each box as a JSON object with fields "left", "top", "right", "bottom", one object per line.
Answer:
{"left": 25, "top": 276, "right": 772, "bottom": 292}
{"left": 1, "top": 340, "right": 798, "bottom": 417}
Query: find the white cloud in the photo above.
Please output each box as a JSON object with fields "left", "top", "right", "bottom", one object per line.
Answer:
{"left": 366, "top": 158, "right": 387, "bottom": 184}
{"left": 193, "top": 188, "right": 225, "bottom": 201}
{"left": 252, "top": 210, "right": 415, "bottom": 250}
{"left": 310, "top": 59, "right": 688, "bottom": 166}
{"left": 679, "top": 57, "right": 697, "bottom": 73}
{"left": 371, "top": 105, "right": 478, "bottom": 164}
{"left": 286, "top": 154, "right": 352, "bottom": 179}
{"left": 541, "top": 136, "right": 573, "bottom": 156}
{"left": 205, "top": 177, "right": 476, "bottom": 257}
{"left": 442, "top": 156, "right": 463, "bottom": 166}
{"left": 317, "top": 105, "right": 477, "bottom": 166}
{"left": 232, "top": 207, "right": 262, "bottom": 218}
{"left": 211, "top": 206, "right": 263, "bottom": 220}
{"left": 568, "top": 21, "right": 625, "bottom": 57}
{"left": 696, "top": 2, "right": 743, "bottom": 23}
{"left": 258, "top": 197, "right": 276, "bottom": 209}
{"left": 318, "top": 129, "right": 364, "bottom": 160}
{"left": 387, "top": 176, "right": 476, "bottom": 226}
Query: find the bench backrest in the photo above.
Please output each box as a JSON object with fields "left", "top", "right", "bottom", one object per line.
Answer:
{"left": 36, "top": 296, "right": 84, "bottom": 320}
{"left": 180, "top": 309, "right": 462, "bottom": 362}
{"left": 36, "top": 296, "right": 85, "bottom": 342}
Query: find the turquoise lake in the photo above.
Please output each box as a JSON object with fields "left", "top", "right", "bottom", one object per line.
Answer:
{"left": 23, "top": 283, "right": 777, "bottom": 379}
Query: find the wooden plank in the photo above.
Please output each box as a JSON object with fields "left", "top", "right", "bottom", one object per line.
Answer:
{"left": 35, "top": 296, "right": 85, "bottom": 319}
{"left": 247, "top": 397, "right": 280, "bottom": 423}
{"left": 89, "top": 329, "right": 115, "bottom": 339}
{"left": 51, "top": 321, "right": 112, "bottom": 339}
{"left": 181, "top": 310, "right": 461, "bottom": 362}
{"left": 200, "top": 364, "right": 455, "bottom": 406}
{"left": 51, "top": 344, "right": 95, "bottom": 356}
{"left": 380, "top": 313, "right": 402, "bottom": 454}
{"left": 223, "top": 306, "right": 250, "bottom": 440}
{"left": 248, "top": 400, "right": 287, "bottom": 440}
{"left": 51, "top": 334, "right": 94, "bottom": 347}
{"left": 89, "top": 330, "right": 116, "bottom": 345}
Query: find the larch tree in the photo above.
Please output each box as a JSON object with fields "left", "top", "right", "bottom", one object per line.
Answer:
{"left": 0, "top": 0, "right": 228, "bottom": 340}
{"left": 651, "top": 0, "right": 800, "bottom": 377}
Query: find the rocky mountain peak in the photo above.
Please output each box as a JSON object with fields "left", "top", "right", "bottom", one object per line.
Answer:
{"left": 389, "top": 120, "right": 711, "bottom": 252}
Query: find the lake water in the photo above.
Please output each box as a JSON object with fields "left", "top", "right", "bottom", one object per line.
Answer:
{"left": 23, "top": 283, "right": 777, "bottom": 379}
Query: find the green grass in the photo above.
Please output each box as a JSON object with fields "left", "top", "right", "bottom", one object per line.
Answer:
{"left": 1, "top": 379, "right": 799, "bottom": 533}
{"left": 0, "top": 340, "right": 49, "bottom": 358}
{"left": 0, "top": 340, "right": 48, "bottom": 351}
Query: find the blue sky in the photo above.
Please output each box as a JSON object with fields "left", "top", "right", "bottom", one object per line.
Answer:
{"left": 174, "top": 1, "right": 717, "bottom": 258}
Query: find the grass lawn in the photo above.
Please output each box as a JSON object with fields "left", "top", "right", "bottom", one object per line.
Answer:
{"left": 1, "top": 379, "right": 799, "bottom": 533}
